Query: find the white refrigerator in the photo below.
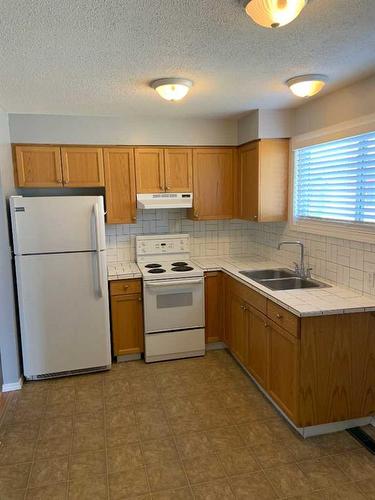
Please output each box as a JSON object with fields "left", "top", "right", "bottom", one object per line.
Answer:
{"left": 10, "top": 195, "right": 111, "bottom": 379}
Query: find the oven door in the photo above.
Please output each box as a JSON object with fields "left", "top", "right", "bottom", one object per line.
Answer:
{"left": 143, "top": 278, "right": 205, "bottom": 333}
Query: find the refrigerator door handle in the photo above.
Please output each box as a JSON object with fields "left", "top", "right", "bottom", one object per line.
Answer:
{"left": 94, "top": 203, "right": 104, "bottom": 298}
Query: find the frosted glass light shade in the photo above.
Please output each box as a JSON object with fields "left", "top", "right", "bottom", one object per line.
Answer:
{"left": 286, "top": 75, "right": 328, "bottom": 97}
{"left": 245, "top": 0, "right": 308, "bottom": 28}
{"left": 151, "top": 78, "right": 193, "bottom": 101}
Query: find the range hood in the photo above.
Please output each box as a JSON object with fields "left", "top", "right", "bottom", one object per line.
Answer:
{"left": 137, "top": 193, "right": 193, "bottom": 209}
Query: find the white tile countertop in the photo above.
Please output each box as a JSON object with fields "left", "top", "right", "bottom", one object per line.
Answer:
{"left": 107, "top": 262, "right": 142, "bottom": 280}
{"left": 192, "top": 255, "right": 375, "bottom": 317}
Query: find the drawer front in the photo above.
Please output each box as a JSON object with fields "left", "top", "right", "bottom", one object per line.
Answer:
{"left": 110, "top": 279, "right": 142, "bottom": 296}
{"left": 229, "top": 277, "right": 267, "bottom": 314}
{"left": 267, "top": 301, "right": 300, "bottom": 337}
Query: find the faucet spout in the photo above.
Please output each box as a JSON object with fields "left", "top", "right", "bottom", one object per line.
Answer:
{"left": 277, "top": 240, "right": 308, "bottom": 278}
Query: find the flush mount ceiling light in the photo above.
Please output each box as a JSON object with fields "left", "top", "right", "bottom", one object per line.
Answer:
{"left": 151, "top": 78, "right": 193, "bottom": 101}
{"left": 286, "top": 74, "right": 328, "bottom": 97}
{"left": 244, "top": 0, "right": 309, "bottom": 28}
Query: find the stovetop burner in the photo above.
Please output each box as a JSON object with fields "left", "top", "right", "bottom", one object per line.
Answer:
{"left": 172, "top": 266, "right": 194, "bottom": 272}
{"left": 145, "top": 263, "right": 162, "bottom": 268}
{"left": 148, "top": 268, "right": 166, "bottom": 274}
{"left": 172, "top": 261, "right": 189, "bottom": 267}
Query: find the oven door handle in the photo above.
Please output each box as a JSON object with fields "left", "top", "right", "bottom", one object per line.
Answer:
{"left": 145, "top": 278, "right": 203, "bottom": 287}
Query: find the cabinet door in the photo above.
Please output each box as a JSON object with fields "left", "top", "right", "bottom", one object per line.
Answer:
{"left": 135, "top": 148, "right": 165, "bottom": 193}
{"left": 204, "top": 271, "right": 223, "bottom": 343}
{"left": 164, "top": 148, "right": 192, "bottom": 192}
{"left": 246, "top": 305, "right": 269, "bottom": 389}
{"left": 104, "top": 148, "right": 136, "bottom": 224}
{"left": 228, "top": 292, "right": 248, "bottom": 366}
{"left": 268, "top": 322, "right": 300, "bottom": 423}
{"left": 14, "top": 145, "right": 63, "bottom": 187}
{"left": 61, "top": 147, "right": 105, "bottom": 187}
{"left": 258, "top": 139, "right": 289, "bottom": 222}
{"left": 110, "top": 293, "right": 144, "bottom": 356}
{"left": 190, "top": 148, "right": 234, "bottom": 220}
{"left": 238, "top": 142, "right": 259, "bottom": 221}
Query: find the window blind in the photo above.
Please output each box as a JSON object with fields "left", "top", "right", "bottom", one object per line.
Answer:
{"left": 294, "top": 130, "right": 375, "bottom": 224}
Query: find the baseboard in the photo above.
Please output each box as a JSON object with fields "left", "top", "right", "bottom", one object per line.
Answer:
{"left": 2, "top": 377, "right": 24, "bottom": 392}
{"left": 116, "top": 354, "right": 142, "bottom": 362}
{"left": 229, "top": 350, "right": 372, "bottom": 438}
{"left": 206, "top": 341, "right": 226, "bottom": 351}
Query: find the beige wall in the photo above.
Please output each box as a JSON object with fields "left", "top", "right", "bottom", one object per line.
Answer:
{"left": 0, "top": 109, "right": 21, "bottom": 387}
{"left": 293, "top": 73, "right": 375, "bottom": 136}
{"left": 8, "top": 114, "right": 238, "bottom": 146}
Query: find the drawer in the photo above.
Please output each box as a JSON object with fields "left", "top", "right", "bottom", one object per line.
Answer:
{"left": 110, "top": 279, "right": 142, "bottom": 296}
{"left": 267, "top": 300, "right": 300, "bottom": 337}
{"left": 229, "top": 276, "right": 267, "bottom": 314}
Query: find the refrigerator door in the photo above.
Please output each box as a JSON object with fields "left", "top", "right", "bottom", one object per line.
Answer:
{"left": 11, "top": 196, "right": 106, "bottom": 255}
{"left": 15, "top": 251, "right": 111, "bottom": 378}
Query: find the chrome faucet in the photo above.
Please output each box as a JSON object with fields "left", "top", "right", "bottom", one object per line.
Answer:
{"left": 277, "top": 240, "right": 312, "bottom": 278}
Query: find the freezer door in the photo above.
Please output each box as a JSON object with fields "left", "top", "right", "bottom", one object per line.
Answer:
{"left": 15, "top": 251, "right": 111, "bottom": 378}
{"left": 10, "top": 196, "right": 105, "bottom": 254}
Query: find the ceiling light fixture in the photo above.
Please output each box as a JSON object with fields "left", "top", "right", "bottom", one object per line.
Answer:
{"left": 151, "top": 78, "right": 193, "bottom": 101}
{"left": 244, "top": 0, "right": 309, "bottom": 28}
{"left": 286, "top": 74, "right": 328, "bottom": 97}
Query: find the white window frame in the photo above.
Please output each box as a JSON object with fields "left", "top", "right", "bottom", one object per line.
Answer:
{"left": 288, "top": 113, "right": 375, "bottom": 244}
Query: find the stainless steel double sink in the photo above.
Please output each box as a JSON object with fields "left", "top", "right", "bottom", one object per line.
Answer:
{"left": 239, "top": 268, "right": 330, "bottom": 291}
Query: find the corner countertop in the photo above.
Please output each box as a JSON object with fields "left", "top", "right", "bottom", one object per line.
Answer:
{"left": 192, "top": 255, "right": 375, "bottom": 318}
{"left": 107, "top": 262, "right": 142, "bottom": 281}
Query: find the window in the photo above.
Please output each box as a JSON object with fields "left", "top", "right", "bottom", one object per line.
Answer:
{"left": 294, "top": 131, "right": 375, "bottom": 225}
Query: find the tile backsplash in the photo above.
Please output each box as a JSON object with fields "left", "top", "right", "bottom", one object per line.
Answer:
{"left": 105, "top": 210, "right": 375, "bottom": 296}
{"left": 105, "top": 209, "right": 253, "bottom": 261}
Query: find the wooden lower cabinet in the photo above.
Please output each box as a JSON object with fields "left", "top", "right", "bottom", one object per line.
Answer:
{"left": 224, "top": 275, "right": 375, "bottom": 428}
{"left": 268, "top": 322, "right": 300, "bottom": 423}
{"left": 204, "top": 271, "right": 223, "bottom": 343}
{"left": 228, "top": 292, "right": 248, "bottom": 367}
{"left": 299, "top": 312, "right": 375, "bottom": 427}
{"left": 246, "top": 306, "right": 269, "bottom": 390}
{"left": 110, "top": 279, "right": 144, "bottom": 356}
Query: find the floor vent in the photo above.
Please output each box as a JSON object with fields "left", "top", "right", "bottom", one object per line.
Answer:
{"left": 347, "top": 427, "right": 375, "bottom": 454}
{"left": 31, "top": 365, "right": 109, "bottom": 380}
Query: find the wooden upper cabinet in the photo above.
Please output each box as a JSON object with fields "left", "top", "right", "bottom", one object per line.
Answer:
{"left": 104, "top": 148, "right": 136, "bottom": 224}
{"left": 14, "top": 145, "right": 63, "bottom": 187}
{"left": 238, "top": 142, "right": 259, "bottom": 221}
{"left": 189, "top": 148, "right": 234, "bottom": 220}
{"left": 164, "top": 148, "right": 192, "bottom": 192}
{"left": 135, "top": 148, "right": 165, "bottom": 193}
{"left": 61, "top": 147, "right": 105, "bottom": 187}
{"left": 238, "top": 139, "right": 289, "bottom": 222}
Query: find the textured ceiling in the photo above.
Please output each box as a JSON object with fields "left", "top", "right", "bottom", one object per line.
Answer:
{"left": 0, "top": 0, "right": 374, "bottom": 118}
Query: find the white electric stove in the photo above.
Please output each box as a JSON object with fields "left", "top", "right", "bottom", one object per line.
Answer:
{"left": 136, "top": 234, "right": 205, "bottom": 363}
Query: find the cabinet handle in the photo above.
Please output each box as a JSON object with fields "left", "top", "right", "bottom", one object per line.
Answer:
{"left": 253, "top": 215, "right": 258, "bottom": 220}
{"left": 194, "top": 211, "right": 199, "bottom": 218}
{"left": 160, "top": 184, "right": 164, "bottom": 190}
{"left": 132, "top": 215, "right": 136, "bottom": 221}
{"left": 138, "top": 297, "right": 142, "bottom": 302}
{"left": 276, "top": 313, "right": 283, "bottom": 319}
{"left": 264, "top": 323, "right": 269, "bottom": 328}
{"left": 166, "top": 186, "right": 171, "bottom": 190}
{"left": 123, "top": 285, "right": 129, "bottom": 290}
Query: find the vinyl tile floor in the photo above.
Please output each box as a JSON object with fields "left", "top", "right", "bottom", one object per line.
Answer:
{"left": 0, "top": 349, "right": 374, "bottom": 500}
